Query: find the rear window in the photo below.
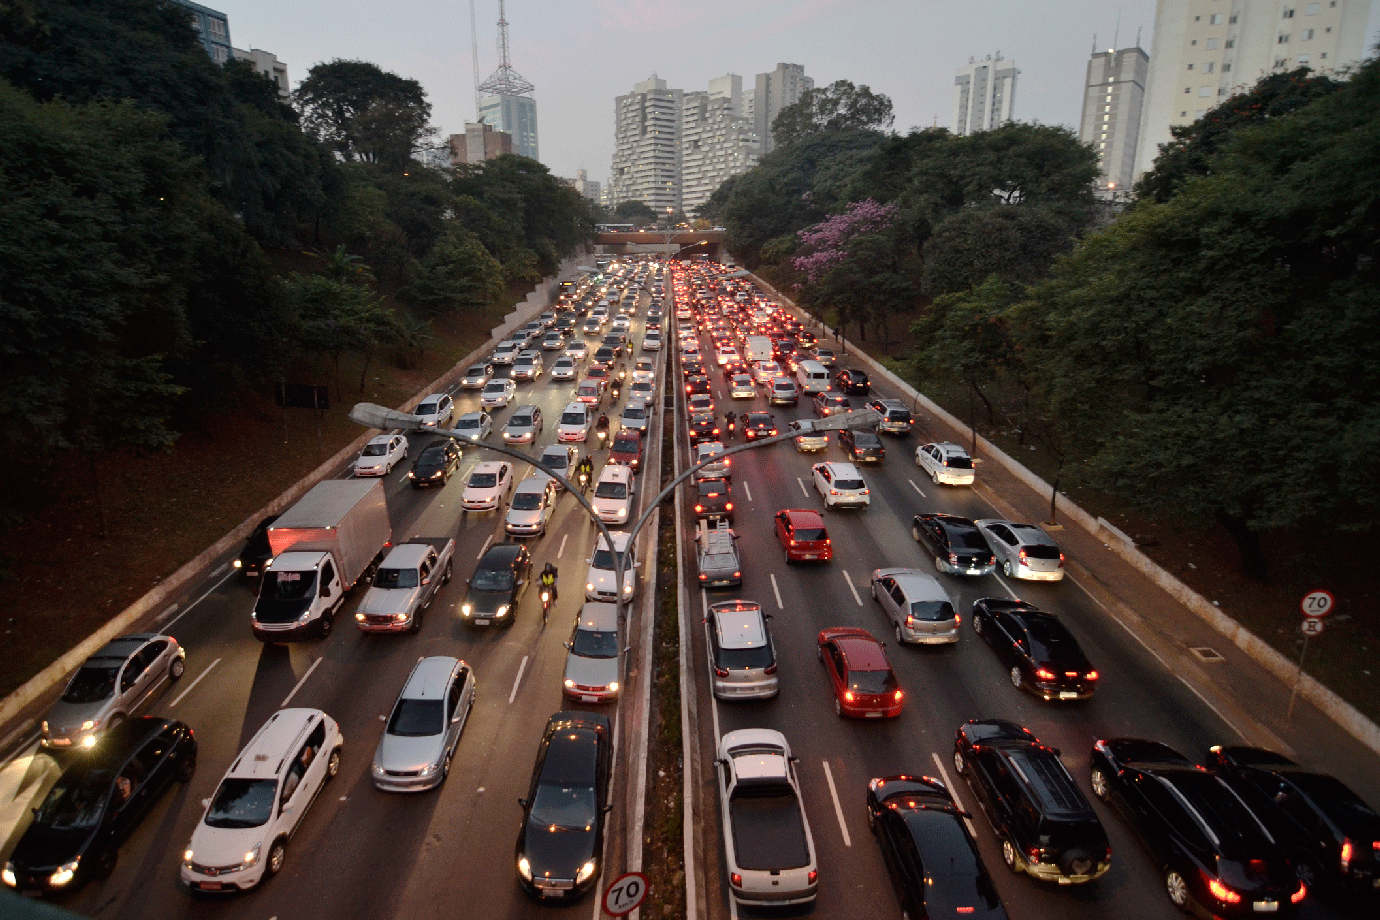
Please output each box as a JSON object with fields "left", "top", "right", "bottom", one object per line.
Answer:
{"left": 835, "top": 478, "right": 865, "bottom": 490}
{"left": 1024, "top": 544, "right": 1061, "bottom": 560}
{"left": 911, "top": 600, "right": 956, "bottom": 622}
{"left": 887, "top": 408, "right": 912, "bottom": 422}
{"left": 794, "top": 527, "right": 827, "bottom": 542}
{"left": 945, "top": 455, "right": 974, "bottom": 469}
{"left": 715, "top": 643, "right": 774, "bottom": 670}
{"left": 848, "top": 670, "right": 898, "bottom": 694}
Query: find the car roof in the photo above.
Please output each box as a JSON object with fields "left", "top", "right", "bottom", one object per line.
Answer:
{"left": 829, "top": 631, "right": 890, "bottom": 671}
{"left": 401, "top": 656, "right": 461, "bottom": 699}
{"left": 783, "top": 508, "right": 825, "bottom": 526}
{"left": 381, "top": 543, "right": 432, "bottom": 567}
{"left": 820, "top": 461, "right": 862, "bottom": 477}
{"left": 594, "top": 531, "right": 633, "bottom": 551}
{"left": 540, "top": 444, "right": 571, "bottom": 459}
{"left": 478, "top": 542, "right": 525, "bottom": 567}
{"left": 509, "top": 404, "right": 538, "bottom": 418}
{"left": 91, "top": 634, "right": 155, "bottom": 661}
{"left": 366, "top": 434, "right": 397, "bottom": 445}
{"left": 514, "top": 476, "right": 549, "bottom": 494}
{"left": 876, "top": 568, "right": 948, "bottom": 600}
{"left": 228, "top": 709, "right": 327, "bottom": 779}
{"left": 472, "top": 460, "right": 507, "bottom": 474}
{"left": 577, "top": 602, "right": 619, "bottom": 631}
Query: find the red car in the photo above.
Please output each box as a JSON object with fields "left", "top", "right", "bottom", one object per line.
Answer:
{"left": 775, "top": 508, "right": 832, "bottom": 563}
{"left": 608, "top": 428, "right": 644, "bottom": 472}
{"left": 817, "top": 627, "right": 903, "bottom": 718}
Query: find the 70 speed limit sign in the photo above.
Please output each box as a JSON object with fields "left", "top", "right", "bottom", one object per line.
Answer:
{"left": 1301, "top": 590, "right": 1335, "bottom": 619}
{"left": 603, "top": 871, "right": 648, "bottom": 916}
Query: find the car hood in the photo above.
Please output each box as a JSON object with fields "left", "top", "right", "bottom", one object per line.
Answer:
{"left": 507, "top": 508, "right": 544, "bottom": 526}
{"left": 564, "top": 653, "right": 619, "bottom": 690}
{"left": 519, "top": 817, "right": 597, "bottom": 880}
{"left": 187, "top": 823, "right": 266, "bottom": 868}
{"left": 359, "top": 587, "right": 419, "bottom": 617}
{"left": 586, "top": 567, "right": 632, "bottom": 592}
{"left": 464, "top": 588, "right": 512, "bottom": 615}
{"left": 374, "top": 731, "right": 444, "bottom": 774}
{"left": 43, "top": 699, "right": 110, "bottom": 736}
{"left": 462, "top": 487, "right": 499, "bottom": 504}
{"left": 10, "top": 822, "right": 95, "bottom": 871}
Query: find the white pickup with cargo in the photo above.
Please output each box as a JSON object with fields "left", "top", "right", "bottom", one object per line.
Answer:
{"left": 716, "top": 728, "right": 818, "bottom": 906}
{"left": 744, "top": 335, "right": 774, "bottom": 365}
{"left": 252, "top": 480, "right": 392, "bottom": 641}
{"left": 695, "top": 520, "right": 741, "bottom": 588}
{"left": 354, "top": 538, "right": 454, "bottom": 634}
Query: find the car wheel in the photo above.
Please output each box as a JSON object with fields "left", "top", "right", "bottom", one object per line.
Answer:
{"left": 107, "top": 713, "right": 126, "bottom": 732}
{"left": 176, "top": 755, "right": 197, "bottom": 784}
{"left": 319, "top": 612, "right": 333, "bottom": 638}
{"left": 442, "top": 751, "right": 453, "bottom": 781}
{"left": 932, "top": 470, "right": 940, "bottom": 485}
{"left": 866, "top": 805, "right": 877, "bottom": 832}
{"left": 1010, "top": 667, "right": 1023, "bottom": 689}
{"left": 1003, "top": 560, "right": 1014, "bottom": 577}
{"left": 1001, "top": 839, "right": 1019, "bottom": 872}
{"left": 443, "top": 561, "right": 453, "bottom": 585}
{"left": 326, "top": 747, "right": 342, "bottom": 779}
{"left": 953, "top": 749, "right": 966, "bottom": 775}
{"left": 267, "top": 839, "right": 287, "bottom": 877}
{"left": 1090, "top": 767, "right": 1110, "bottom": 801}
{"left": 934, "top": 556, "right": 946, "bottom": 574}
{"left": 169, "top": 657, "right": 186, "bottom": 680}
{"left": 894, "top": 623, "right": 905, "bottom": 645}
{"left": 1165, "top": 870, "right": 1190, "bottom": 910}
{"left": 95, "top": 848, "right": 118, "bottom": 880}
{"left": 410, "top": 610, "right": 423, "bottom": 634}
{"left": 911, "top": 523, "right": 922, "bottom": 542}
{"left": 972, "top": 615, "right": 984, "bottom": 636}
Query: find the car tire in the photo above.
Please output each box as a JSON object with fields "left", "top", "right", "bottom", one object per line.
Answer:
{"left": 894, "top": 623, "right": 905, "bottom": 645}
{"left": 177, "top": 755, "right": 197, "bottom": 784}
{"left": 319, "top": 612, "right": 333, "bottom": 638}
{"left": 932, "top": 470, "right": 940, "bottom": 485}
{"left": 1010, "top": 667, "right": 1023, "bottom": 689}
{"left": 443, "top": 561, "right": 453, "bottom": 585}
{"left": 107, "top": 713, "right": 126, "bottom": 732}
{"left": 1090, "top": 767, "right": 1110, "bottom": 801}
{"left": 267, "top": 839, "right": 287, "bottom": 877}
{"left": 326, "top": 747, "right": 342, "bottom": 780}
{"left": 972, "top": 615, "right": 984, "bottom": 636}
{"left": 169, "top": 657, "right": 186, "bottom": 680}
{"left": 442, "top": 751, "right": 453, "bottom": 781}
{"left": 934, "top": 556, "right": 946, "bottom": 574}
{"left": 953, "top": 749, "right": 966, "bottom": 775}
{"left": 1165, "top": 869, "right": 1190, "bottom": 911}
{"left": 1003, "top": 561, "right": 1014, "bottom": 577}
{"left": 1001, "top": 839, "right": 1019, "bottom": 872}
{"left": 95, "top": 848, "right": 118, "bottom": 880}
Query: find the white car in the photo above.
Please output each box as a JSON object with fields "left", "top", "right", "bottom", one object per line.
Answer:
{"left": 642, "top": 331, "right": 662, "bottom": 351}
{"left": 915, "top": 441, "right": 976, "bottom": 486}
{"left": 629, "top": 379, "right": 655, "bottom": 403}
{"left": 619, "top": 399, "right": 651, "bottom": 435}
{"left": 591, "top": 464, "right": 636, "bottom": 525}
{"left": 491, "top": 341, "right": 520, "bottom": 365}
{"left": 632, "top": 357, "right": 656, "bottom": 385}
{"left": 550, "top": 355, "right": 578, "bottom": 381}
{"left": 715, "top": 344, "right": 740, "bottom": 366}
{"left": 564, "top": 340, "right": 589, "bottom": 361}
{"left": 502, "top": 405, "right": 543, "bottom": 444}
{"left": 414, "top": 393, "right": 455, "bottom": 430}
{"left": 611, "top": 315, "right": 632, "bottom": 335}
{"left": 541, "top": 331, "right": 564, "bottom": 351}
{"left": 752, "top": 361, "right": 782, "bottom": 385}
{"left": 353, "top": 434, "right": 408, "bottom": 476}
{"left": 511, "top": 351, "right": 544, "bottom": 381}
{"left": 461, "top": 461, "right": 513, "bottom": 511}
{"left": 505, "top": 476, "right": 557, "bottom": 537}
{"left": 557, "top": 402, "right": 593, "bottom": 442}
{"left": 181, "top": 709, "right": 341, "bottom": 892}
{"left": 974, "top": 519, "right": 1066, "bottom": 581}
{"left": 452, "top": 411, "right": 492, "bottom": 443}
{"left": 479, "top": 378, "right": 516, "bottom": 408}
{"left": 811, "top": 461, "right": 870, "bottom": 510}
{"left": 563, "top": 602, "right": 623, "bottom": 702}
{"left": 460, "top": 362, "right": 494, "bottom": 389}
{"left": 692, "top": 441, "right": 730, "bottom": 481}
{"left": 536, "top": 444, "right": 578, "bottom": 492}
{"left": 585, "top": 532, "right": 638, "bottom": 602}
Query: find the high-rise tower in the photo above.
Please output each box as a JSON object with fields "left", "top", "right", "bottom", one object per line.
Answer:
{"left": 953, "top": 54, "right": 1019, "bottom": 135}
{"left": 1079, "top": 43, "right": 1149, "bottom": 197}
{"left": 476, "top": 0, "right": 538, "bottom": 161}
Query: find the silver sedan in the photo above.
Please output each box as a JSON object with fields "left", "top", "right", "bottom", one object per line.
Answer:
{"left": 372, "top": 656, "right": 474, "bottom": 792}
{"left": 41, "top": 633, "right": 185, "bottom": 749}
{"left": 975, "top": 519, "right": 1066, "bottom": 581}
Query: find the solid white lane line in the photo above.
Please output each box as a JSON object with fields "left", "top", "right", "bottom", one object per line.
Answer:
{"left": 931, "top": 752, "right": 978, "bottom": 836}
{"left": 509, "top": 655, "right": 529, "bottom": 704}
{"left": 281, "top": 657, "right": 323, "bottom": 707}
{"left": 557, "top": 533, "right": 568, "bottom": 559}
{"left": 170, "top": 658, "right": 221, "bottom": 708}
{"left": 476, "top": 534, "right": 494, "bottom": 562}
{"left": 797, "top": 477, "right": 810, "bottom": 498}
{"left": 164, "top": 567, "right": 237, "bottom": 631}
{"left": 909, "top": 479, "right": 926, "bottom": 497}
{"left": 741, "top": 481, "right": 752, "bottom": 502}
{"left": 210, "top": 563, "right": 228, "bottom": 577}
{"left": 821, "top": 760, "right": 852, "bottom": 847}
{"left": 159, "top": 603, "right": 179, "bottom": 622}
{"left": 842, "top": 570, "right": 863, "bottom": 606}
{"left": 770, "top": 573, "right": 784, "bottom": 609}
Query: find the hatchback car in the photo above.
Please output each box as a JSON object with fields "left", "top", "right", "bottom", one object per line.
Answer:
{"left": 565, "top": 340, "right": 589, "bottom": 361}
{"left": 371, "top": 657, "right": 474, "bottom": 792}
{"left": 915, "top": 441, "right": 976, "bottom": 486}
{"left": 563, "top": 603, "right": 623, "bottom": 702}
{"left": 813, "top": 391, "right": 851, "bottom": 417}
{"left": 1090, "top": 737, "right": 1304, "bottom": 915}
{"left": 642, "top": 331, "right": 662, "bottom": 351}
{"left": 817, "top": 627, "right": 902, "bottom": 718}
{"left": 353, "top": 434, "right": 408, "bottom": 477}
{"left": 971, "top": 598, "right": 1098, "bottom": 700}
{"left": 789, "top": 418, "right": 829, "bottom": 452}
{"left": 460, "top": 362, "right": 494, "bottom": 389}
{"left": 407, "top": 439, "right": 462, "bottom": 488}
{"left": 769, "top": 376, "right": 799, "bottom": 406}
{"left": 515, "top": 712, "right": 613, "bottom": 901}
{"left": 729, "top": 374, "right": 757, "bottom": 399}
{"left": 461, "top": 542, "right": 531, "bottom": 627}
{"left": 450, "top": 410, "right": 491, "bottom": 444}
{"left": 693, "top": 477, "right": 733, "bottom": 522}
{"left": 4, "top": 718, "right": 197, "bottom": 896}
{"left": 585, "top": 532, "right": 638, "bottom": 602}
{"left": 502, "top": 405, "right": 544, "bottom": 444}
{"left": 591, "top": 465, "right": 636, "bottom": 525}
{"left": 812, "top": 346, "right": 837, "bottom": 367}
{"left": 461, "top": 460, "right": 513, "bottom": 511}
{"left": 550, "top": 355, "right": 578, "bottom": 381}
{"left": 775, "top": 508, "right": 831, "bottom": 563}
{"left": 812, "top": 461, "right": 869, "bottom": 510}
{"left": 505, "top": 477, "right": 557, "bottom": 537}
{"left": 705, "top": 600, "right": 778, "bottom": 699}
{"left": 536, "top": 444, "right": 578, "bottom": 492}
{"left": 619, "top": 401, "right": 651, "bottom": 437}
{"left": 491, "top": 340, "right": 521, "bottom": 365}
{"left": 955, "top": 719, "right": 1111, "bottom": 884}
{"left": 479, "top": 378, "right": 517, "bottom": 408}
{"left": 687, "top": 412, "right": 720, "bottom": 448}
{"left": 868, "top": 398, "right": 913, "bottom": 434}
{"left": 912, "top": 513, "right": 997, "bottom": 576}
{"left": 692, "top": 441, "right": 730, "bottom": 481}
{"left": 866, "top": 775, "right": 1009, "bottom": 920}
{"left": 608, "top": 429, "right": 644, "bottom": 472}
{"left": 557, "top": 402, "right": 593, "bottom": 442}
{"left": 413, "top": 393, "right": 455, "bottom": 430}
{"left": 631, "top": 357, "right": 656, "bottom": 384}
{"left": 42, "top": 634, "right": 186, "bottom": 750}
{"left": 232, "top": 514, "right": 279, "bottom": 577}
{"left": 742, "top": 411, "right": 778, "bottom": 441}
{"left": 834, "top": 368, "right": 871, "bottom": 395}
{"left": 541, "top": 330, "right": 564, "bottom": 351}
{"left": 975, "top": 519, "right": 1066, "bottom": 581}
{"left": 839, "top": 426, "right": 886, "bottom": 464}
{"left": 871, "top": 568, "right": 959, "bottom": 645}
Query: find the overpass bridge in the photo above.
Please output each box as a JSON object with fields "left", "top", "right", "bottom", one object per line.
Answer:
{"left": 593, "top": 230, "right": 725, "bottom": 261}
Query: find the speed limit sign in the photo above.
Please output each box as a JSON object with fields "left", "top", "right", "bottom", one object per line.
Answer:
{"left": 603, "top": 871, "right": 648, "bottom": 916}
{"left": 1301, "top": 590, "right": 1335, "bottom": 619}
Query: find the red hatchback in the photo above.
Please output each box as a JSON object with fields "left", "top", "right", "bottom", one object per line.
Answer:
{"left": 774, "top": 508, "right": 832, "bottom": 563}
{"left": 608, "top": 428, "right": 644, "bottom": 472}
{"left": 817, "top": 627, "right": 903, "bottom": 718}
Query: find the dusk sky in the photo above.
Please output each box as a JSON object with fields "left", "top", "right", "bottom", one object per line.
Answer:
{"left": 219, "top": 1, "right": 1380, "bottom": 184}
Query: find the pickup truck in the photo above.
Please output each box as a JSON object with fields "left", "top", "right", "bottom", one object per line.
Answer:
{"left": 715, "top": 729, "right": 818, "bottom": 906}
{"left": 695, "top": 520, "right": 741, "bottom": 588}
{"left": 354, "top": 538, "right": 454, "bottom": 633}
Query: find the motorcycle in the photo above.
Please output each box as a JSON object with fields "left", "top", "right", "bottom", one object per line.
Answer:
{"left": 540, "top": 588, "right": 553, "bottom": 623}
{"left": 595, "top": 418, "right": 610, "bottom": 446}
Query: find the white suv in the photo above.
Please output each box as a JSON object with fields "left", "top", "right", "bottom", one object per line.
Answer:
{"left": 811, "top": 461, "right": 870, "bottom": 509}
{"left": 914, "top": 442, "right": 976, "bottom": 486}
{"left": 182, "top": 709, "right": 342, "bottom": 892}
{"left": 556, "top": 402, "right": 593, "bottom": 442}
{"left": 591, "top": 464, "right": 636, "bottom": 525}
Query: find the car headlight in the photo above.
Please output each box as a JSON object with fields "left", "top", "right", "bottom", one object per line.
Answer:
{"left": 80, "top": 734, "right": 98, "bottom": 749}
{"left": 48, "top": 858, "right": 80, "bottom": 888}
{"left": 461, "top": 603, "right": 472, "bottom": 616}
{"left": 607, "top": 682, "right": 619, "bottom": 693}
{"left": 564, "top": 678, "right": 576, "bottom": 688}
{"left": 575, "top": 858, "right": 598, "bottom": 884}
{"left": 371, "top": 762, "right": 386, "bottom": 778}
{"left": 80, "top": 719, "right": 97, "bottom": 732}
{"left": 417, "top": 761, "right": 438, "bottom": 777}
{"left": 587, "top": 583, "right": 595, "bottom": 593}
{"left": 2, "top": 863, "right": 17, "bottom": 888}
{"left": 233, "top": 559, "right": 243, "bottom": 569}
{"left": 240, "top": 844, "right": 261, "bottom": 869}
{"left": 517, "top": 856, "right": 533, "bottom": 881}
{"left": 496, "top": 604, "right": 510, "bottom": 618}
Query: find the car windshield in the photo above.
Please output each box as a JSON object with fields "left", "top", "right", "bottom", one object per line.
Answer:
{"left": 260, "top": 569, "right": 315, "bottom": 601}
{"left": 387, "top": 698, "right": 443, "bottom": 737}
{"left": 62, "top": 665, "right": 118, "bottom": 703}
{"left": 511, "top": 491, "right": 544, "bottom": 510}
{"left": 543, "top": 454, "right": 569, "bottom": 472}
{"left": 374, "top": 568, "right": 419, "bottom": 589}
{"left": 512, "top": 413, "right": 534, "bottom": 426}
{"left": 362, "top": 442, "right": 389, "bottom": 457}
{"left": 482, "top": 383, "right": 504, "bottom": 393}
{"left": 466, "top": 365, "right": 486, "bottom": 376}
{"left": 469, "top": 473, "right": 497, "bottom": 488}
{"left": 849, "top": 669, "right": 898, "bottom": 694}
{"left": 912, "top": 600, "right": 957, "bottom": 622}
{"left": 35, "top": 774, "right": 113, "bottom": 829}
{"left": 561, "top": 412, "right": 586, "bottom": 425}
{"left": 613, "top": 437, "right": 638, "bottom": 452}
{"left": 456, "top": 417, "right": 480, "bottom": 430}
{"left": 591, "top": 548, "right": 630, "bottom": 570}
{"left": 623, "top": 407, "right": 646, "bottom": 419}
{"left": 594, "top": 481, "right": 627, "bottom": 499}
{"left": 572, "top": 628, "right": 620, "bottom": 658}
{"left": 418, "top": 447, "right": 451, "bottom": 465}
{"left": 530, "top": 782, "right": 597, "bottom": 829}
{"left": 205, "top": 779, "right": 277, "bottom": 829}
{"left": 470, "top": 566, "right": 514, "bottom": 591}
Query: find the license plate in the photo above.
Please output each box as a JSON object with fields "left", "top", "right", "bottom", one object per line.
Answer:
{"left": 198, "top": 882, "right": 223, "bottom": 891}
{"left": 1060, "top": 691, "right": 1078, "bottom": 699}
{"left": 1253, "top": 902, "right": 1278, "bottom": 912}
{"left": 581, "top": 695, "right": 598, "bottom": 703}
{"left": 967, "top": 567, "right": 982, "bottom": 574}
{"left": 474, "top": 619, "right": 490, "bottom": 626}
{"left": 802, "top": 553, "right": 817, "bottom": 560}
{"left": 865, "top": 712, "right": 882, "bottom": 718}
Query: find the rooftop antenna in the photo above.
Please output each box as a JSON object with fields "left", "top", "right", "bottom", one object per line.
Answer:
{"left": 469, "top": 0, "right": 481, "bottom": 118}
{"left": 1113, "top": 8, "right": 1121, "bottom": 50}
{"left": 478, "top": 0, "right": 535, "bottom": 99}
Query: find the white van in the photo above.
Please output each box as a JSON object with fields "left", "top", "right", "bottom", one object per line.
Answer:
{"left": 795, "top": 359, "right": 831, "bottom": 394}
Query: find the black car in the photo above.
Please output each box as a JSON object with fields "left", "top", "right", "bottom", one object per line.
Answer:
{"left": 970, "top": 599, "right": 1099, "bottom": 700}
{"left": 954, "top": 720, "right": 1111, "bottom": 884}
{"left": 1205, "top": 745, "right": 1380, "bottom": 895}
{"left": 4, "top": 718, "right": 196, "bottom": 896}
{"left": 742, "top": 411, "right": 778, "bottom": 441}
{"left": 693, "top": 478, "right": 734, "bottom": 522}
{"left": 233, "top": 515, "right": 279, "bottom": 577}
{"left": 866, "top": 775, "right": 1009, "bottom": 919}
{"left": 681, "top": 359, "right": 706, "bottom": 380}
{"left": 687, "top": 412, "right": 720, "bottom": 447}
{"left": 1090, "top": 738, "right": 1305, "bottom": 917}
{"left": 912, "top": 513, "right": 997, "bottom": 576}
{"left": 600, "top": 333, "right": 626, "bottom": 355}
{"left": 461, "top": 542, "right": 531, "bottom": 628}
{"left": 835, "top": 368, "right": 871, "bottom": 395}
{"left": 591, "top": 346, "right": 617, "bottom": 368}
{"left": 407, "top": 440, "right": 462, "bottom": 488}
{"left": 684, "top": 375, "right": 712, "bottom": 397}
{"left": 839, "top": 427, "right": 886, "bottom": 464}
{"left": 515, "top": 712, "right": 613, "bottom": 901}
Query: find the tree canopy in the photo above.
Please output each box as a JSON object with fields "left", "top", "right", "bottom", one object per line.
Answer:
{"left": 295, "top": 59, "right": 435, "bottom": 169}
{"left": 771, "top": 80, "right": 894, "bottom": 148}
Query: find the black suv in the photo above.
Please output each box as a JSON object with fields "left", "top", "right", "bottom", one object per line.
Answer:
{"left": 954, "top": 719, "right": 1110, "bottom": 884}
{"left": 868, "top": 398, "right": 913, "bottom": 435}
{"left": 835, "top": 367, "right": 871, "bottom": 395}
{"left": 839, "top": 427, "right": 886, "bottom": 464}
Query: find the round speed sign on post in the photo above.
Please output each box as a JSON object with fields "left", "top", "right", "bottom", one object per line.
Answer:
{"left": 1301, "top": 590, "right": 1335, "bottom": 619}
{"left": 603, "top": 871, "right": 648, "bottom": 917}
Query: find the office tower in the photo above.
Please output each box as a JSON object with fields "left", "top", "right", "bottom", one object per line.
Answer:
{"left": 953, "top": 54, "right": 1019, "bottom": 135}
{"left": 610, "top": 76, "right": 683, "bottom": 212}
{"left": 573, "top": 169, "right": 601, "bottom": 203}
{"left": 1079, "top": 45, "right": 1150, "bottom": 196}
{"left": 449, "top": 122, "right": 514, "bottom": 165}
{"left": 754, "top": 63, "right": 814, "bottom": 155}
{"left": 681, "top": 75, "right": 760, "bottom": 213}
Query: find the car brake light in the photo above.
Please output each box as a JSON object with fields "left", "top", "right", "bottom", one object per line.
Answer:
{"left": 844, "top": 691, "right": 855, "bottom": 702}
{"left": 956, "top": 910, "right": 974, "bottom": 915}
{"left": 893, "top": 690, "right": 903, "bottom": 701}
{"left": 1206, "top": 877, "right": 1242, "bottom": 904}
{"left": 715, "top": 667, "right": 729, "bottom": 677}
{"left": 1087, "top": 670, "right": 1099, "bottom": 680}
{"left": 725, "top": 503, "right": 733, "bottom": 511}
{"left": 695, "top": 504, "right": 703, "bottom": 512}
{"left": 948, "top": 553, "right": 959, "bottom": 565}
{"left": 807, "top": 869, "right": 818, "bottom": 885}
{"left": 1019, "top": 549, "right": 1029, "bottom": 567}
{"left": 764, "top": 664, "right": 777, "bottom": 675}
{"left": 1291, "top": 883, "right": 1306, "bottom": 903}
{"left": 1058, "top": 552, "right": 1066, "bottom": 568}
{"left": 1341, "top": 838, "right": 1353, "bottom": 870}
{"left": 698, "top": 572, "right": 706, "bottom": 580}
{"left": 730, "top": 872, "right": 742, "bottom": 888}
{"left": 1035, "top": 668, "right": 1056, "bottom": 681}
{"left": 1027, "top": 845, "right": 1043, "bottom": 863}
{"left": 904, "top": 616, "right": 915, "bottom": 628}
{"left": 1065, "top": 671, "right": 1080, "bottom": 677}
{"left": 954, "top": 614, "right": 962, "bottom": 625}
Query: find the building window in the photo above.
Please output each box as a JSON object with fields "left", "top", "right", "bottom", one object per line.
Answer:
{"left": 1226, "top": 39, "right": 1234, "bottom": 48}
{"left": 1302, "top": 28, "right": 1314, "bottom": 39}
{"left": 1223, "top": 62, "right": 1232, "bottom": 72}
{"left": 1187, "top": 63, "right": 1195, "bottom": 70}
{"left": 1185, "top": 86, "right": 1192, "bottom": 93}
{"left": 1298, "top": 54, "right": 1311, "bottom": 64}
{"left": 1306, "top": 2, "right": 1319, "bottom": 11}
{"left": 1229, "top": 14, "right": 1238, "bottom": 23}
{"left": 1278, "top": 33, "right": 1290, "bottom": 43}
{"left": 1199, "top": 86, "right": 1213, "bottom": 96}
{"left": 1210, "top": 13, "right": 1223, "bottom": 24}
{"left": 1207, "top": 38, "right": 1219, "bottom": 49}
{"left": 1283, "top": 8, "right": 1295, "bottom": 18}
{"left": 1191, "top": 39, "right": 1198, "bottom": 46}
{"left": 1204, "top": 62, "right": 1215, "bottom": 73}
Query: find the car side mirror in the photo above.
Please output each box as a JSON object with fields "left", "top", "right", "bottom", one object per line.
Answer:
{"left": 602, "top": 803, "right": 613, "bottom": 814}
{"left": 564, "top": 641, "right": 572, "bottom": 650}
{"left": 517, "top": 797, "right": 527, "bottom": 808}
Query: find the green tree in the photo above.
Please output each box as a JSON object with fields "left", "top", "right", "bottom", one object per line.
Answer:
{"left": 771, "top": 80, "right": 894, "bottom": 148}
{"left": 295, "top": 59, "right": 434, "bottom": 169}
{"left": 405, "top": 225, "right": 506, "bottom": 314}
{"left": 922, "top": 206, "right": 1077, "bottom": 296}
{"left": 611, "top": 200, "right": 656, "bottom": 224}
{"left": 285, "top": 272, "right": 399, "bottom": 398}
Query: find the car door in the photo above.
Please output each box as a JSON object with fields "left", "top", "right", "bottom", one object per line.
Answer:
{"left": 987, "top": 609, "right": 1020, "bottom": 668}
{"left": 443, "top": 669, "right": 465, "bottom": 757}
{"left": 117, "top": 645, "right": 153, "bottom": 710}
{"left": 281, "top": 720, "right": 329, "bottom": 836}
{"left": 419, "top": 552, "right": 437, "bottom": 606}
{"left": 775, "top": 512, "right": 791, "bottom": 548}
{"left": 885, "top": 581, "right": 907, "bottom": 627}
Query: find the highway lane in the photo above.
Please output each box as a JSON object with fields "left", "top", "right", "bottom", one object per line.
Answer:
{"left": 673, "top": 282, "right": 1373, "bottom": 920}
{"left": 0, "top": 277, "right": 667, "bottom": 919}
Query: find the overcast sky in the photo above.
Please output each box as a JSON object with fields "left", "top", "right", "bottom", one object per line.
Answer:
{"left": 218, "top": 1, "right": 1378, "bottom": 184}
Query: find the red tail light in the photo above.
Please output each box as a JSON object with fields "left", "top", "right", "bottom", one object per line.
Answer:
{"left": 1019, "top": 549, "right": 1030, "bottom": 567}
{"left": 893, "top": 690, "right": 903, "bottom": 701}
{"left": 725, "top": 502, "right": 733, "bottom": 511}
{"left": 695, "top": 504, "right": 703, "bottom": 512}
{"left": 1341, "top": 838, "right": 1353, "bottom": 870}
{"left": 807, "top": 869, "right": 818, "bottom": 885}
{"left": 1058, "top": 553, "right": 1066, "bottom": 568}
{"left": 1206, "top": 878, "right": 1241, "bottom": 904}
{"left": 730, "top": 872, "right": 742, "bottom": 888}
{"left": 844, "top": 691, "right": 855, "bottom": 702}
{"left": 714, "top": 667, "right": 729, "bottom": 677}
{"left": 955, "top": 614, "right": 962, "bottom": 625}
{"left": 1291, "top": 883, "right": 1306, "bottom": 904}
{"left": 764, "top": 664, "right": 777, "bottom": 675}
{"left": 1035, "top": 668, "right": 1056, "bottom": 681}
{"left": 1086, "top": 670, "right": 1099, "bottom": 680}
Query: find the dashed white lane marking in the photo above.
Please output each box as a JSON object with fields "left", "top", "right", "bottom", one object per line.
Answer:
{"left": 931, "top": 751, "right": 978, "bottom": 836}
{"left": 797, "top": 477, "right": 810, "bottom": 498}
{"left": 909, "top": 479, "right": 926, "bottom": 497}
{"left": 821, "top": 760, "right": 851, "bottom": 847}
{"left": 509, "top": 655, "right": 529, "bottom": 704}
{"left": 741, "top": 481, "right": 752, "bottom": 502}
{"left": 842, "top": 570, "right": 864, "bottom": 606}
{"left": 281, "top": 657, "right": 323, "bottom": 707}
{"left": 476, "top": 534, "right": 494, "bottom": 562}
{"left": 770, "top": 573, "right": 784, "bottom": 609}
{"left": 170, "top": 659, "right": 221, "bottom": 708}
{"left": 557, "top": 533, "right": 568, "bottom": 559}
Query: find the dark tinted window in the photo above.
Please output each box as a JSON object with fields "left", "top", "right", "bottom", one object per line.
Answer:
{"left": 571, "top": 629, "right": 620, "bottom": 658}
{"left": 62, "top": 665, "right": 119, "bottom": 703}
{"left": 793, "top": 527, "right": 827, "bottom": 541}
{"left": 848, "top": 669, "right": 898, "bottom": 694}
{"left": 912, "top": 600, "right": 956, "bottom": 622}
{"left": 388, "top": 698, "right": 443, "bottom": 736}
{"left": 1024, "top": 544, "right": 1061, "bottom": 560}
{"left": 946, "top": 455, "right": 974, "bottom": 469}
